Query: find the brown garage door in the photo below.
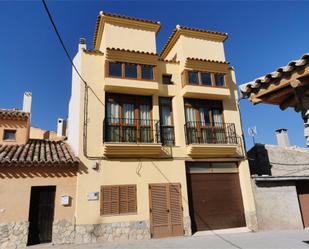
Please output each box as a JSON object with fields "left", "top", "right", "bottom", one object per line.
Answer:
{"left": 297, "top": 181, "right": 309, "bottom": 227}
{"left": 187, "top": 173, "right": 246, "bottom": 232}
{"left": 149, "top": 183, "right": 184, "bottom": 238}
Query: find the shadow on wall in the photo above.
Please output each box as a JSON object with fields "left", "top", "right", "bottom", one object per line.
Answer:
{"left": 0, "top": 164, "right": 88, "bottom": 179}
{"left": 247, "top": 144, "right": 272, "bottom": 176}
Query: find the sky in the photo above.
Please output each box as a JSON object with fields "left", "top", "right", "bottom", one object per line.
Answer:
{"left": 0, "top": 0, "right": 308, "bottom": 149}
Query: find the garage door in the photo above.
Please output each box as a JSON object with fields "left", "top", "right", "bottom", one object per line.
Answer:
{"left": 187, "top": 172, "right": 246, "bottom": 232}
{"left": 297, "top": 181, "right": 309, "bottom": 227}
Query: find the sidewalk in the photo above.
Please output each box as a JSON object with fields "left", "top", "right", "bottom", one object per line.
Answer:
{"left": 28, "top": 230, "right": 309, "bottom": 249}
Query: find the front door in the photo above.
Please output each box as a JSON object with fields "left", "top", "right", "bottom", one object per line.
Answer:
{"left": 27, "top": 186, "right": 56, "bottom": 245}
{"left": 149, "top": 183, "right": 184, "bottom": 238}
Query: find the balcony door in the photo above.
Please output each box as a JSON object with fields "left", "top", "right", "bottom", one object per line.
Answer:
{"left": 105, "top": 93, "right": 153, "bottom": 143}
{"left": 184, "top": 99, "right": 226, "bottom": 144}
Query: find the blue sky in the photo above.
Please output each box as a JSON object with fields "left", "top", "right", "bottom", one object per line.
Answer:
{"left": 0, "top": 1, "right": 308, "bottom": 149}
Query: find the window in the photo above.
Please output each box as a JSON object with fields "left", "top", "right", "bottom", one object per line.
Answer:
{"left": 3, "top": 130, "right": 16, "bottom": 141}
{"left": 200, "top": 72, "right": 212, "bottom": 86}
{"left": 214, "top": 73, "right": 225, "bottom": 87}
{"left": 107, "top": 61, "right": 156, "bottom": 81}
{"left": 109, "top": 62, "right": 122, "bottom": 77}
{"left": 141, "top": 65, "right": 154, "bottom": 80}
{"left": 188, "top": 71, "right": 199, "bottom": 84}
{"left": 159, "top": 97, "right": 174, "bottom": 145}
{"left": 125, "top": 63, "right": 137, "bottom": 78}
{"left": 184, "top": 99, "right": 225, "bottom": 144}
{"left": 100, "top": 185, "right": 137, "bottom": 216}
{"left": 162, "top": 74, "right": 173, "bottom": 84}
{"left": 185, "top": 70, "right": 226, "bottom": 87}
{"left": 105, "top": 93, "right": 153, "bottom": 143}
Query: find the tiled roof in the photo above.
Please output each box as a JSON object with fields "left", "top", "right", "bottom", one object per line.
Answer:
{"left": 187, "top": 57, "right": 230, "bottom": 64}
{"left": 82, "top": 48, "right": 104, "bottom": 55}
{"left": 240, "top": 53, "right": 309, "bottom": 98}
{"left": 0, "top": 109, "right": 29, "bottom": 120}
{"left": 101, "top": 11, "right": 160, "bottom": 25}
{"left": 93, "top": 11, "right": 161, "bottom": 49}
{"left": 106, "top": 47, "right": 158, "bottom": 56}
{"left": 160, "top": 25, "right": 228, "bottom": 57}
{"left": 0, "top": 139, "right": 79, "bottom": 166}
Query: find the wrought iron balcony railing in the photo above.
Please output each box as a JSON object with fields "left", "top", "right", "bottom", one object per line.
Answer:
{"left": 184, "top": 121, "right": 238, "bottom": 145}
{"left": 104, "top": 118, "right": 175, "bottom": 145}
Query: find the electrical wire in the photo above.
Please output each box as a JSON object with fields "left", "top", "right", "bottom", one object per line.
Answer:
{"left": 41, "top": 0, "right": 104, "bottom": 107}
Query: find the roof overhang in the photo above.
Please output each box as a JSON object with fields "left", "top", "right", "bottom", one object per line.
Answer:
{"left": 254, "top": 176, "right": 309, "bottom": 182}
{"left": 239, "top": 53, "right": 309, "bottom": 110}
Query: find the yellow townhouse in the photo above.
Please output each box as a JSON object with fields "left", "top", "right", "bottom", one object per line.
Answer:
{"left": 67, "top": 11, "right": 257, "bottom": 243}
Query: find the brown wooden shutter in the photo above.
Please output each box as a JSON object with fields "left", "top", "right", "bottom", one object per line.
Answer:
{"left": 149, "top": 184, "right": 170, "bottom": 238}
{"left": 169, "top": 184, "right": 184, "bottom": 236}
{"left": 101, "top": 185, "right": 137, "bottom": 216}
{"left": 149, "top": 183, "right": 184, "bottom": 238}
{"left": 128, "top": 185, "right": 137, "bottom": 213}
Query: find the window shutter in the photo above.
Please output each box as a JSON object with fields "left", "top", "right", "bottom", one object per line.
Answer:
{"left": 169, "top": 184, "right": 183, "bottom": 228}
{"left": 101, "top": 185, "right": 137, "bottom": 216}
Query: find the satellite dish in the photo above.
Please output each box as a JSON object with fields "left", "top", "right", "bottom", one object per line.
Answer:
{"left": 248, "top": 127, "right": 257, "bottom": 144}
{"left": 248, "top": 127, "right": 257, "bottom": 137}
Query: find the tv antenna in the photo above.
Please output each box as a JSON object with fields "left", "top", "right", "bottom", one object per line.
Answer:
{"left": 248, "top": 126, "right": 257, "bottom": 145}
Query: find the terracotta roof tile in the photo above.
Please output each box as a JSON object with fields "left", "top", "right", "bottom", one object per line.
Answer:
{"left": 0, "top": 109, "right": 29, "bottom": 120}
{"left": 101, "top": 12, "right": 160, "bottom": 25}
{"left": 240, "top": 53, "right": 309, "bottom": 98}
{"left": 106, "top": 47, "right": 158, "bottom": 56}
{"left": 0, "top": 139, "right": 79, "bottom": 166}
{"left": 187, "top": 57, "right": 229, "bottom": 64}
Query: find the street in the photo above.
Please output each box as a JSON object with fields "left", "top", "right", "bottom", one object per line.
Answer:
{"left": 30, "top": 230, "right": 309, "bottom": 249}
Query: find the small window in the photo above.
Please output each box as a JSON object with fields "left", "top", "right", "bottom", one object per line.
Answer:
{"left": 3, "top": 130, "right": 16, "bottom": 141}
{"left": 200, "top": 72, "right": 212, "bottom": 86}
{"left": 125, "top": 63, "right": 137, "bottom": 78}
{"left": 109, "top": 62, "right": 122, "bottom": 77}
{"left": 141, "top": 65, "right": 154, "bottom": 80}
{"left": 188, "top": 71, "right": 199, "bottom": 84}
{"left": 215, "top": 73, "right": 225, "bottom": 87}
{"left": 162, "top": 74, "right": 173, "bottom": 85}
{"left": 100, "top": 185, "right": 137, "bottom": 216}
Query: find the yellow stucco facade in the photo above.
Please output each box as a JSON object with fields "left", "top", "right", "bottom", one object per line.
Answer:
{"left": 67, "top": 12, "right": 257, "bottom": 241}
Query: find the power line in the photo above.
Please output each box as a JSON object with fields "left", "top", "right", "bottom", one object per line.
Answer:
{"left": 41, "top": 0, "right": 104, "bottom": 107}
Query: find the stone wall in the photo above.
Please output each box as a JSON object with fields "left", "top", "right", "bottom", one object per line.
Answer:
{"left": 0, "top": 218, "right": 191, "bottom": 247}
{"left": 252, "top": 180, "right": 303, "bottom": 230}
{"left": 74, "top": 220, "right": 150, "bottom": 243}
{"left": 52, "top": 219, "right": 75, "bottom": 244}
{"left": 0, "top": 221, "right": 28, "bottom": 249}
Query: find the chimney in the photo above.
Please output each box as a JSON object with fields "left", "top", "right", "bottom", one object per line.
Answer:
{"left": 57, "top": 118, "right": 67, "bottom": 137}
{"left": 275, "top": 128, "right": 290, "bottom": 147}
{"left": 22, "top": 92, "right": 32, "bottom": 113}
{"left": 79, "top": 38, "right": 86, "bottom": 51}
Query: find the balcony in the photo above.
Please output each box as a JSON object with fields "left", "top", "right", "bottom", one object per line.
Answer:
{"left": 103, "top": 118, "right": 174, "bottom": 157}
{"left": 184, "top": 121, "right": 240, "bottom": 158}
